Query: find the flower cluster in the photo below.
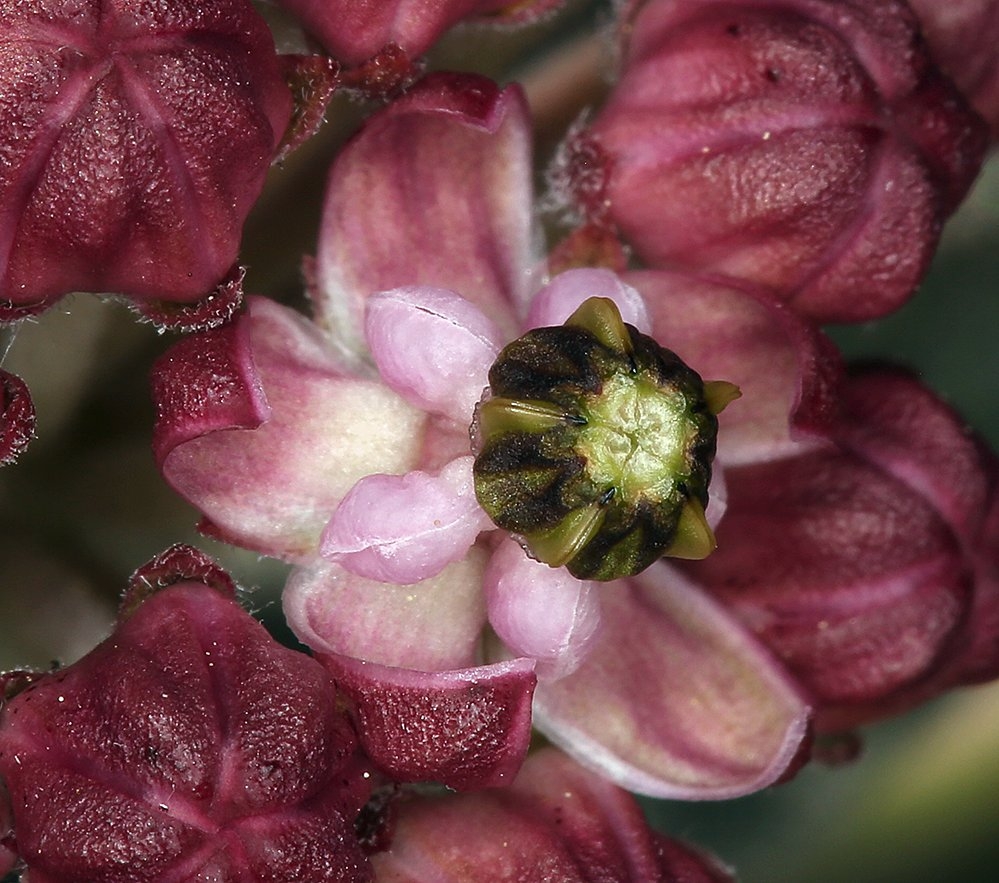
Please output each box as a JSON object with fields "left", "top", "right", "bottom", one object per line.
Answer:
{"left": 1, "top": 0, "right": 998, "bottom": 880}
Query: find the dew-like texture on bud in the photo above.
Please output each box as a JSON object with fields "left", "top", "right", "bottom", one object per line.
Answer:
{"left": 369, "top": 748, "right": 735, "bottom": 882}
{"left": 0, "top": 0, "right": 292, "bottom": 319}
{"left": 0, "top": 580, "right": 373, "bottom": 882}
{"left": 570, "top": 0, "right": 988, "bottom": 322}
{"left": 473, "top": 297, "right": 724, "bottom": 580}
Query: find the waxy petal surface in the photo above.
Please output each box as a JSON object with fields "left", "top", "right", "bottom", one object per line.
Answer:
{"left": 533, "top": 564, "right": 811, "bottom": 799}
{"left": 321, "top": 456, "right": 491, "bottom": 583}
{"left": 284, "top": 553, "right": 489, "bottom": 672}
{"left": 152, "top": 296, "right": 425, "bottom": 560}
{"left": 366, "top": 286, "right": 503, "bottom": 425}
{"left": 485, "top": 538, "right": 602, "bottom": 680}
{"left": 319, "top": 653, "right": 536, "bottom": 791}
{"left": 0, "top": 580, "right": 373, "bottom": 882}
{"left": 627, "top": 270, "right": 842, "bottom": 465}
{"left": 370, "top": 748, "right": 734, "bottom": 882}
{"left": 0, "top": 0, "right": 292, "bottom": 315}
{"left": 314, "top": 73, "right": 536, "bottom": 361}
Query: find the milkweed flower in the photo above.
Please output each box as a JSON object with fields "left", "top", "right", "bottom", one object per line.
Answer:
{"left": 153, "top": 73, "right": 821, "bottom": 798}
{"left": 553, "top": 0, "right": 989, "bottom": 323}
{"left": 0, "top": 0, "right": 326, "bottom": 329}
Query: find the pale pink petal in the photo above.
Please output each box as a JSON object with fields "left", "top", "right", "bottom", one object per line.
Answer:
{"left": 626, "top": 269, "right": 842, "bottom": 465}
{"left": 533, "top": 563, "right": 811, "bottom": 799}
{"left": 314, "top": 73, "right": 536, "bottom": 360}
{"left": 152, "top": 296, "right": 425, "bottom": 560}
{"left": 484, "top": 538, "right": 601, "bottom": 681}
{"left": 318, "top": 653, "right": 536, "bottom": 790}
{"left": 320, "top": 456, "right": 490, "bottom": 584}
{"left": 365, "top": 286, "right": 503, "bottom": 424}
{"left": 283, "top": 552, "right": 488, "bottom": 672}
{"left": 525, "top": 267, "right": 652, "bottom": 332}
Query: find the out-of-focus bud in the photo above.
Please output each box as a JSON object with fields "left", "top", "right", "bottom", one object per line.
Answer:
{"left": 0, "top": 0, "right": 294, "bottom": 327}
{"left": 0, "top": 545, "right": 374, "bottom": 882}
{"left": 557, "top": 0, "right": 988, "bottom": 322}
{"left": 274, "top": 0, "right": 565, "bottom": 95}
{"left": 907, "top": 0, "right": 999, "bottom": 137}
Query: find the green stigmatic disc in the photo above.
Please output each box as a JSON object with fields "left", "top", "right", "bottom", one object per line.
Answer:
{"left": 471, "top": 297, "right": 737, "bottom": 581}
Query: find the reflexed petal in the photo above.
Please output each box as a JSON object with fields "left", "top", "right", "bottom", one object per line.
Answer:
{"left": 366, "top": 287, "right": 503, "bottom": 424}
{"left": 314, "top": 73, "right": 536, "bottom": 361}
{"left": 525, "top": 267, "right": 652, "bottom": 333}
{"left": 321, "top": 457, "right": 491, "bottom": 584}
{"left": 484, "top": 538, "right": 601, "bottom": 680}
{"left": 370, "top": 748, "right": 734, "bottom": 882}
{"left": 533, "top": 564, "right": 811, "bottom": 799}
{"left": 152, "top": 296, "right": 424, "bottom": 560}
{"left": 688, "top": 449, "right": 970, "bottom": 717}
{"left": 626, "top": 270, "right": 842, "bottom": 465}
{"left": 319, "top": 653, "right": 536, "bottom": 790}
{"left": 284, "top": 551, "right": 489, "bottom": 672}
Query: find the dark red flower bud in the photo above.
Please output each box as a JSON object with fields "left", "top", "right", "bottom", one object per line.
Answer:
{"left": 0, "top": 0, "right": 293, "bottom": 324}
{"left": 0, "top": 368, "right": 35, "bottom": 466}
{"left": 559, "top": 0, "right": 988, "bottom": 322}
{"left": 0, "top": 547, "right": 374, "bottom": 882}
{"left": 681, "top": 369, "right": 999, "bottom": 731}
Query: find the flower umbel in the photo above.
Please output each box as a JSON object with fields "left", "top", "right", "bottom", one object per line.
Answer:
{"left": 473, "top": 296, "right": 740, "bottom": 580}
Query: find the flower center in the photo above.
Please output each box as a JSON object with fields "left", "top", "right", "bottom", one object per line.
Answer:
{"left": 471, "top": 297, "right": 739, "bottom": 581}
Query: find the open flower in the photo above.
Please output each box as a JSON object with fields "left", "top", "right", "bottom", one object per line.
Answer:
{"left": 554, "top": 0, "right": 989, "bottom": 323}
{"left": 153, "top": 73, "right": 822, "bottom": 798}
{"left": 0, "top": 0, "right": 305, "bottom": 327}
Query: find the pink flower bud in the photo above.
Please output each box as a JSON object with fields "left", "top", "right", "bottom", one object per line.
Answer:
{"left": 560, "top": 0, "right": 988, "bottom": 322}
{"left": 0, "top": 0, "right": 294, "bottom": 324}
{"left": 0, "top": 546, "right": 374, "bottom": 882}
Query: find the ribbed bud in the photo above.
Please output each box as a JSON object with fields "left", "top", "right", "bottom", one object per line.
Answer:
{"left": 473, "top": 297, "right": 737, "bottom": 581}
